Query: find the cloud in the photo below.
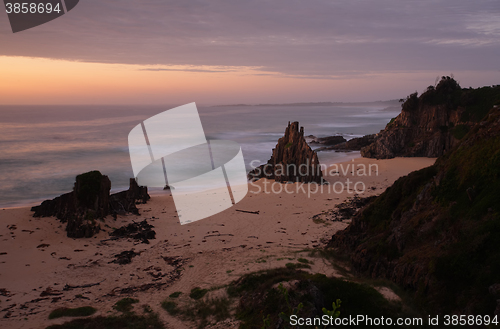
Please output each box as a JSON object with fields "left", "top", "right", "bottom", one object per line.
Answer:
{"left": 0, "top": 0, "right": 499, "bottom": 77}
{"left": 466, "top": 12, "right": 500, "bottom": 36}
{"left": 139, "top": 67, "right": 235, "bottom": 73}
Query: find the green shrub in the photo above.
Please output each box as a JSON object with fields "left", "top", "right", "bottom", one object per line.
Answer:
{"left": 168, "top": 291, "right": 182, "bottom": 298}
{"left": 189, "top": 287, "right": 208, "bottom": 300}
{"left": 161, "top": 297, "right": 230, "bottom": 328}
{"left": 231, "top": 268, "right": 404, "bottom": 329}
{"left": 285, "top": 262, "right": 311, "bottom": 270}
{"left": 48, "top": 307, "right": 97, "bottom": 319}
{"left": 113, "top": 298, "right": 139, "bottom": 313}
{"left": 161, "top": 300, "right": 178, "bottom": 315}
{"left": 386, "top": 117, "right": 397, "bottom": 128}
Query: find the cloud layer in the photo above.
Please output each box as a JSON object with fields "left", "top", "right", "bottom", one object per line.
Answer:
{"left": 1, "top": 0, "right": 499, "bottom": 78}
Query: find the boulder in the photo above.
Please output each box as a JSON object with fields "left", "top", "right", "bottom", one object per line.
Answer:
{"left": 248, "top": 121, "right": 324, "bottom": 183}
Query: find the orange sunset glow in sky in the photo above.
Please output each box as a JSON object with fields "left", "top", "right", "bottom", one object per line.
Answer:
{"left": 1, "top": 56, "right": 499, "bottom": 105}
{"left": 1, "top": 1, "right": 499, "bottom": 105}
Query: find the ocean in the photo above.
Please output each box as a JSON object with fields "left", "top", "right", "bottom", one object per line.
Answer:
{"left": 0, "top": 102, "right": 400, "bottom": 208}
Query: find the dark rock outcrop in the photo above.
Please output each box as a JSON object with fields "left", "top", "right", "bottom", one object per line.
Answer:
{"left": 361, "top": 77, "right": 500, "bottom": 159}
{"left": 248, "top": 122, "right": 324, "bottom": 183}
{"left": 317, "top": 134, "right": 376, "bottom": 152}
{"left": 110, "top": 250, "right": 140, "bottom": 265}
{"left": 31, "top": 172, "right": 150, "bottom": 238}
{"left": 309, "top": 135, "right": 346, "bottom": 146}
{"left": 109, "top": 178, "right": 150, "bottom": 216}
{"left": 110, "top": 219, "right": 156, "bottom": 244}
{"left": 311, "top": 195, "right": 376, "bottom": 223}
{"left": 31, "top": 171, "right": 110, "bottom": 238}
{"left": 329, "top": 105, "right": 500, "bottom": 315}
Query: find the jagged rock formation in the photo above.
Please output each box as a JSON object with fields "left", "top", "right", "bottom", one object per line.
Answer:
{"left": 361, "top": 77, "right": 500, "bottom": 159}
{"left": 31, "top": 172, "right": 150, "bottom": 238}
{"left": 248, "top": 121, "right": 324, "bottom": 183}
{"left": 317, "top": 134, "right": 376, "bottom": 152}
{"left": 329, "top": 105, "right": 500, "bottom": 315}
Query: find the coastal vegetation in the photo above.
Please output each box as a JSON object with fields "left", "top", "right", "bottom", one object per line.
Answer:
{"left": 331, "top": 81, "right": 500, "bottom": 316}
{"left": 46, "top": 312, "right": 165, "bottom": 329}
{"left": 46, "top": 298, "right": 164, "bottom": 329}
{"left": 113, "top": 297, "right": 139, "bottom": 313}
{"left": 229, "top": 267, "right": 412, "bottom": 328}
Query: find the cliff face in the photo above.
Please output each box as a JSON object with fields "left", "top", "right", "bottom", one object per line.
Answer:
{"left": 362, "top": 77, "right": 500, "bottom": 159}
{"left": 330, "top": 106, "right": 500, "bottom": 315}
{"left": 248, "top": 121, "right": 324, "bottom": 183}
{"left": 361, "top": 104, "right": 463, "bottom": 158}
{"left": 32, "top": 172, "right": 150, "bottom": 238}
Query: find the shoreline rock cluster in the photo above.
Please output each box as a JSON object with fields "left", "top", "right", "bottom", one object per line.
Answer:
{"left": 31, "top": 172, "right": 150, "bottom": 238}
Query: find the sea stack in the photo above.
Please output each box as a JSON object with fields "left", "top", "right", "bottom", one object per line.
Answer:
{"left": 248, "top": 121, "right": 324, "bottom": 183}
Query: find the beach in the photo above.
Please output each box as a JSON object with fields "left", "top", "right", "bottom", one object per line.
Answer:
{"left": 0, "top": 157, "right": 436, "bottom": 329}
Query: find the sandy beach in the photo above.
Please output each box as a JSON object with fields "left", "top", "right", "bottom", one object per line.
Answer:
{"left": 0, "top": 157, "right": 436, "bottom": 329}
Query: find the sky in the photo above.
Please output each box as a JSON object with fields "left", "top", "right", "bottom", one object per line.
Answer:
{"left": 0, "top": 0, "right": 499, "bottom": 105}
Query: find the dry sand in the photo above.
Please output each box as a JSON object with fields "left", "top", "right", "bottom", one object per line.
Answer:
{"left": 0, "top": 157, "right": 436, "bottom": 329}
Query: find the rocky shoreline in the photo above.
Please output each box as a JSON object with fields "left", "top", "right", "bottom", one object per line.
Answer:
{"left": 31, "top": 172, "right": 150, "bottom": 238}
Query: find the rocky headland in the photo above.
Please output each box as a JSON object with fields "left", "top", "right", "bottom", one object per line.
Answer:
{"left": 329, "top": 101, "right": 500, "bottom": 315}
{"left": 361, "top": 77, "right": 500, "bottom": 158}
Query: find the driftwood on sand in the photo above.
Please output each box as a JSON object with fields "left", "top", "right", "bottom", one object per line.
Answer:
{"left": 236, "top": 209, "right": 260, "bottom": 214}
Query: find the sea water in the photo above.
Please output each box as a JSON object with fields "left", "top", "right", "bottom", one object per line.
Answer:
{"left": 0, "top": 102, "right": 400, "bottom": 208}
